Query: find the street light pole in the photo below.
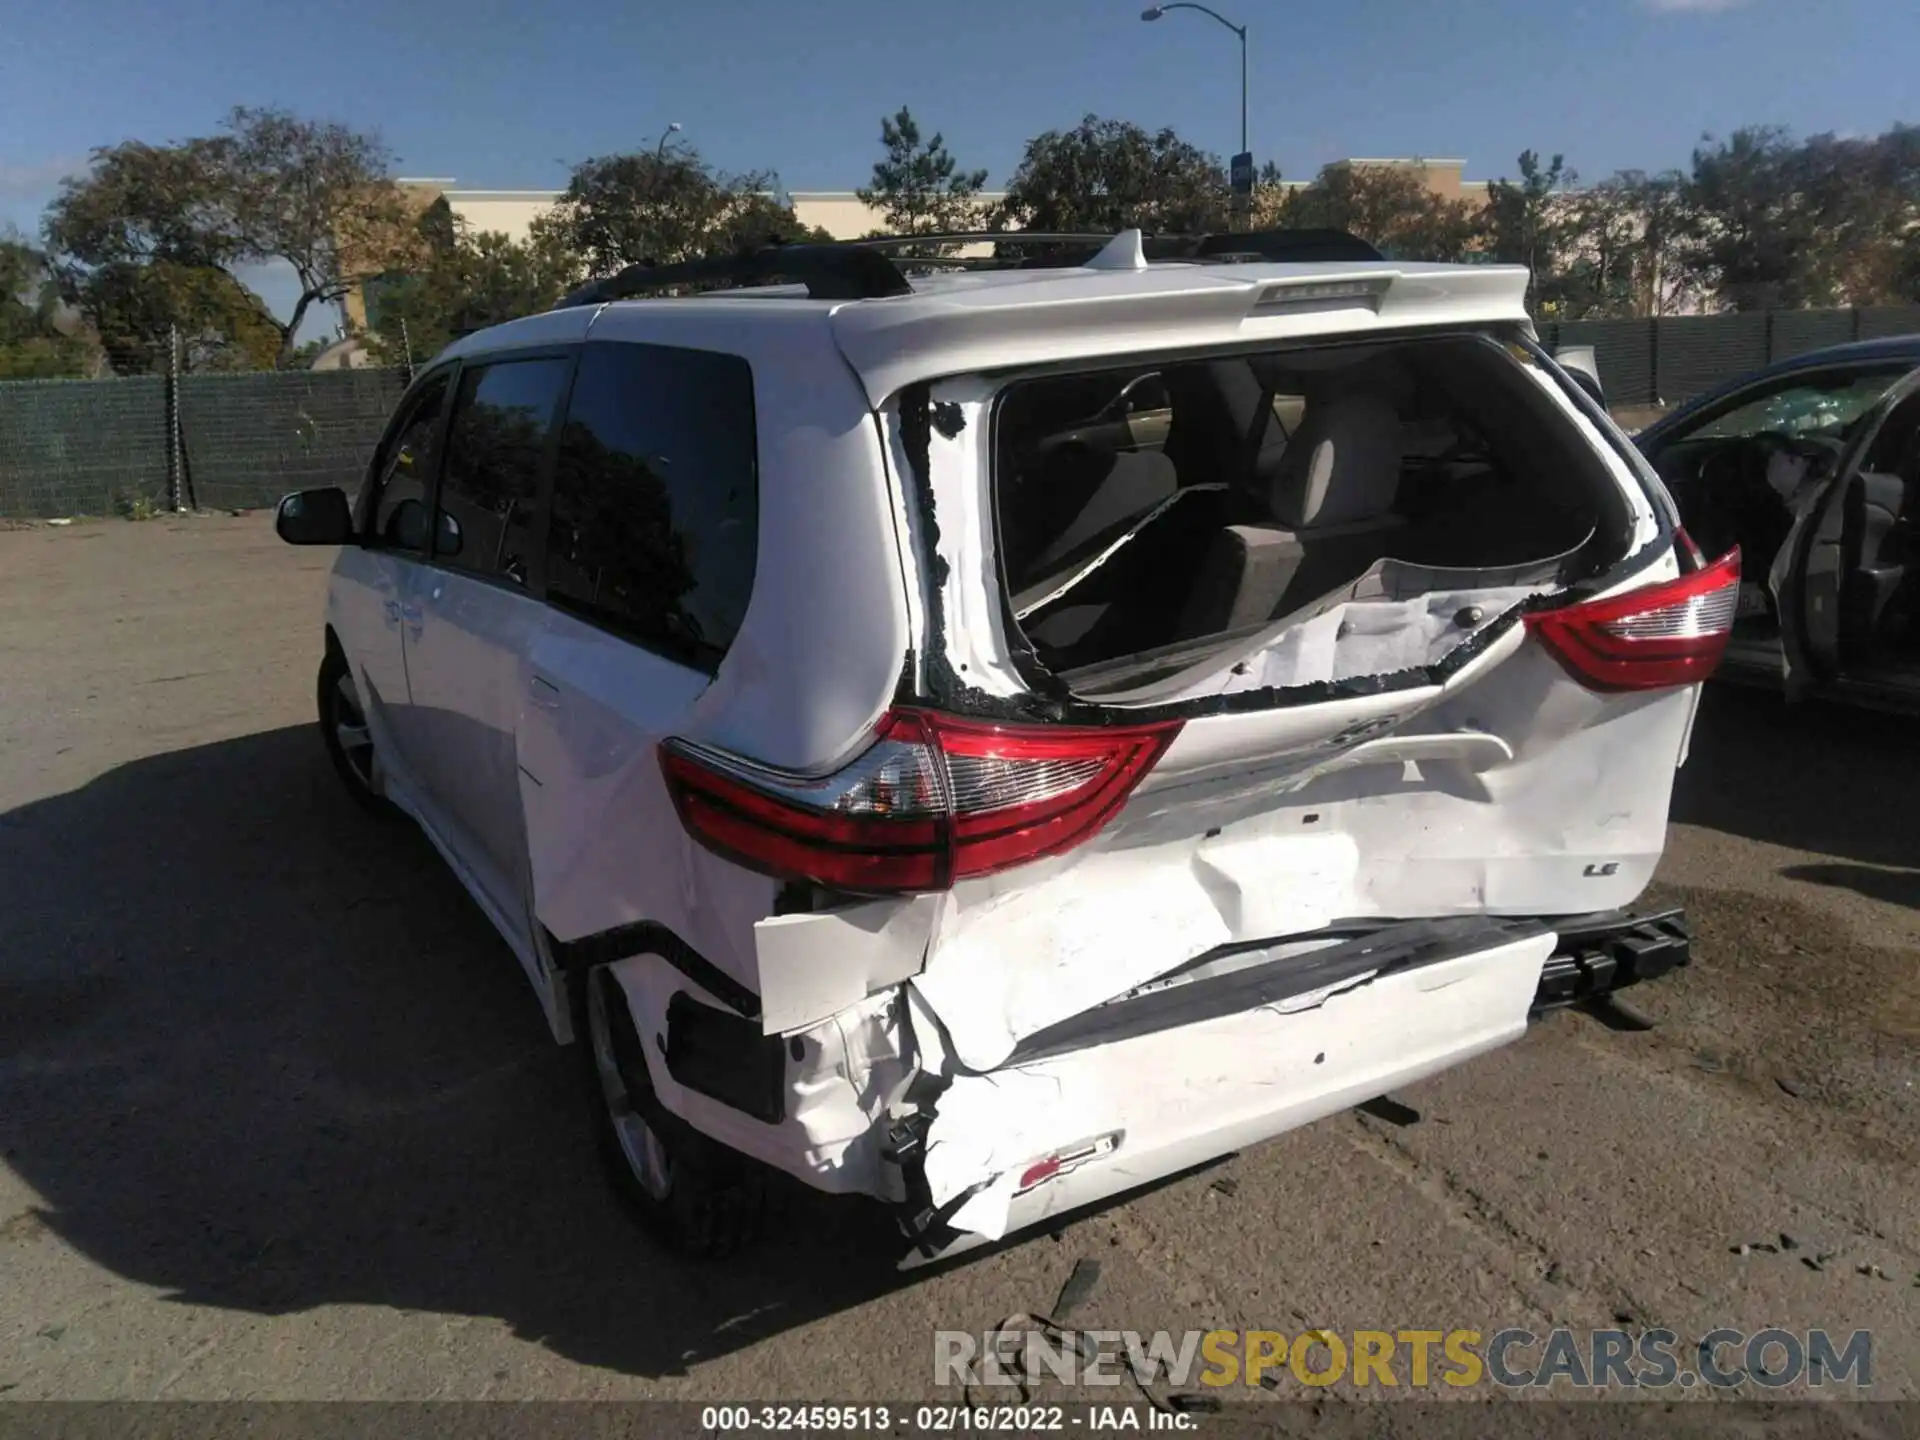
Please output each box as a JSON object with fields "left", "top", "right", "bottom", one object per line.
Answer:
{"left": 656, "top": 121, "right": 683, "bottom": 159}
{"left": 1140, "top": 4, "right": 1247, "bottom": 156}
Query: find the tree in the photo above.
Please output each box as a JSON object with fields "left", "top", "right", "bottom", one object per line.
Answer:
{"left": 1263, "top": 162, "right": 1479, "bottom": 261}
{"left": 0, "top": 234, "right": 96, "bottom": 378}
{"left": 1677, "top": 127, "right": 1818, "bottom": 310}
{"left": 1552, "top": 178, "right": 1648, "bottom": 320}
{"left": 364, "top": 224, "right": 579, "bottom": 366}
{"left": 855, "top": 106, "right": 989, "bottom": 235}
{"left": 1676, "top": 124, "right": 1920, "bottom": 310}
{"left": 1481, "top": 151, "right": 1576, "bottom": 313}
{"left": 538, "top": 146, "right": 823, "bottom": 277}
{"left": 998, "top": 115, "right": 1227, "bottom": 234}
{"left": 45, "top": 106, "right": 425, "bottom": 367}
{"left": 74, "top": 259, "right": 281, "bottom": 373}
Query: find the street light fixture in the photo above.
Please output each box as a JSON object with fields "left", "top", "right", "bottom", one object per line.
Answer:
{"left": 1140, "top": 4, "right": 1247, "bottom": 157}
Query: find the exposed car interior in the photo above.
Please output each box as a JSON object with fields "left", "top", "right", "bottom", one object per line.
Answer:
{"left": 1644, "top": 366, "right": 1920, "bottom": 669}
{"left": 993, "top": 334, "right": 1632, "bottom": 688}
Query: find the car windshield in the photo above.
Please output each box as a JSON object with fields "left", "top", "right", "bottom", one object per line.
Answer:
{"left": 1692, "top": 368, "right": 1910, "bottom": 441}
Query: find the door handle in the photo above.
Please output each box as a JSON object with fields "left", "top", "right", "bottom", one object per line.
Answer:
{"left": 528, "top": 676, "right": 562, "bottom": 710}
{"left": 382, "top": 599, "right": 402, "bottom": 625}
{"left": 399, "top": 602, "right": 425, "bottom": 636}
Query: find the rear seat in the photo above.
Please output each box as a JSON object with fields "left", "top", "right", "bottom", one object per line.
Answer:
{"left": 1178, "top": 388, "right": 1408, "bottom": 637}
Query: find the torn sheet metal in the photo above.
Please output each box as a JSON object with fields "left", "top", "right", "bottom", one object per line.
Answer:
{"left": 753, "top": 894, "right": 943, "bottom": 1036}
{"left": 1103, "top": 554, "right": 1563, "bottom": 707}
{"left": 894, "top": 382, "right": 1030, "bottom": 701}
{"left": 612, "top": 955, "right": 914, "bottom": 1196}
{"left": 914, "top": 930, "right": 1555, "bottom": 1225}
{"left": 910, "top": 827, "right": 1362, "bottom": 1073}
{"left": 1207, "top": 584, "right": 1541, "bottom": 697}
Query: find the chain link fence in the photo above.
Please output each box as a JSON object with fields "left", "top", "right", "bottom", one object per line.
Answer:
{"left": 4, "top": 305, "right": 1920, "bottom": 520}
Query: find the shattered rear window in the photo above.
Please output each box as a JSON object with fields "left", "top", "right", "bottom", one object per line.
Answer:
{"left": 991, "top": 334, "right": 1634, "bottom": 696}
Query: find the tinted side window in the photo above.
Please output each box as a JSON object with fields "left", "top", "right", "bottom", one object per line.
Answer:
{"left": 545, "top": 342, "right": 759, "bottom": 665}
{"left": 369, "top": 372, "right": 451, "bottom": 552}
{"left": 434, "top": 356, "right": 574, "bottom": 583}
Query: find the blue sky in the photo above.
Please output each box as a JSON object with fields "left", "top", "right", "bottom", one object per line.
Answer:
{"left": 3, "top": 0, "right": 1914, "bottom": 336}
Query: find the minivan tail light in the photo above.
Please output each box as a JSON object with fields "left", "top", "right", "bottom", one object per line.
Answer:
{"left": 1525, "top": 548, "right": 1741, "bottom": 692}
{"left": 658, "top": 710, "right": 1182, "bottom": 893}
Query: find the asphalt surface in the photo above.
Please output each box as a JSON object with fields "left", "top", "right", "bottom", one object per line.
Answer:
{"left": 2, "top": 515, "right": 1917, "bottom": 1406}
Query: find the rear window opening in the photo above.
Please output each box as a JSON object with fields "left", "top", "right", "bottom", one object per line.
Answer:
{"left": 990, "top": 333, "right": 1640, "bottom": 701}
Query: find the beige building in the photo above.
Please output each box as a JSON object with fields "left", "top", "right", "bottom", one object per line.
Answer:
{"left": 393, "top": 180, "right": 1007, "bottom": 252}
{"left": 1322, "top": 157, "right": 1489, "bottom": 207}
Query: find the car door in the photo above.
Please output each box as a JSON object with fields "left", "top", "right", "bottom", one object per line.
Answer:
{"left": 328, "top": 366, "right": 455, "bottom": 803}
{"left": 512, "top": 339, "right": 762, "bottom": 960}
{"left": 1775, "top": 369, "right": 1920, "bottom": 694}
{"left": 400, "top": 349, "right": 578, "bottom": 931}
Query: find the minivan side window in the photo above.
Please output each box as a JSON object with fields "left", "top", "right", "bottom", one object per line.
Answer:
{"left": 368, "top": 371, "right": 451, "bottom": 552}
{"left": 434, "top": 355, "right": 574, "bottom": 584}
{"left": 544, "top": 341, "right": 760, "bottom": 666}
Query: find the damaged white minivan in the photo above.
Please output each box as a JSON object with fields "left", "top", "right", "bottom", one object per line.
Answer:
{"left": 275, "top": 228, "right": 1732, "bottom": 1263}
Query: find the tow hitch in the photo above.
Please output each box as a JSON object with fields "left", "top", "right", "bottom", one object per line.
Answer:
{"left": 1532, "top": 908, "right": 1691, "bottom": 1015}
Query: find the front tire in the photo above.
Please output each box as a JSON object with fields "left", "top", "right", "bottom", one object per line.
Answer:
{"left": 583, "top": 964, "right": 766, "bottom": 1259}
{"left": 317, "top": 647, "right": 398, "bottom": 818}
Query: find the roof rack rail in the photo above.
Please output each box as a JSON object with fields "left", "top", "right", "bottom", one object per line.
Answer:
{"left": 841, "top": 227, "right": 1385, "bottom": 268}
{"left": 846, "top": 232, "right": 1118, "bottom": 250}
{"left": 551, "top": 226, "right": 1390, "bottom": 310}
{"left": 555, "top": 240, "right": 913, "bottom": 308}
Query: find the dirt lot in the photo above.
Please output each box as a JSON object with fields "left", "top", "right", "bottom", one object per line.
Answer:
{"left": 1, "top": 515, "right": 1917, "bottom": 1406}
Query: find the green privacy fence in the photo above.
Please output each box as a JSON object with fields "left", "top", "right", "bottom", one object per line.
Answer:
{"left": 0, "top": 367, "right": 409, "bottom": 519}
{"left": 1538, "top": 306, "right": 1920, "bottom": 411}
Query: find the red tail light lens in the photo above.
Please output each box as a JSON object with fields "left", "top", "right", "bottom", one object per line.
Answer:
{"left": 1525, "top": 547, "right": 1741, "bottom": 692}
{"left": 658, "top": 709, "right": 1182, "bottom": 893}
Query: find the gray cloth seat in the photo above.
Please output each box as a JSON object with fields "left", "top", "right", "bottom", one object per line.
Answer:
{"left": 1178, "top": 390, "right": 1409, "bottom": 637}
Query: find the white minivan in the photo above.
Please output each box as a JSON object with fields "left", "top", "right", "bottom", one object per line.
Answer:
{"left": 275, "top": 229, "right": 1729, "bottom": 1263}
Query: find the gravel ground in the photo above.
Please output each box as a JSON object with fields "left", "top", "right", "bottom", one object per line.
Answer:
{"left": 1, "top": 515, "right": 1916, "bottom": 1409}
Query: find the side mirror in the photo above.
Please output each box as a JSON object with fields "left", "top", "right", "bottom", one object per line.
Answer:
{"left": 275, "top": 487, "right": 355, "bottom": 546}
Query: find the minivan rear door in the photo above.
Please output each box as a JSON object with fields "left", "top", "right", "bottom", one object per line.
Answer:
{"left": 873, "top": 353, "right": 1724, "bottom": 1072}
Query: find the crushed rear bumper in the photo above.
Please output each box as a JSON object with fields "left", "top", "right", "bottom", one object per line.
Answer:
{"left": 1530, "top": 907, "right": 1691, "bottom": 1014}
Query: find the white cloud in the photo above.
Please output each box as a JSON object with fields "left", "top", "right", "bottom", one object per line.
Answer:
{"left": 1639, "top": 0, "right": 1755, "bottom": 11}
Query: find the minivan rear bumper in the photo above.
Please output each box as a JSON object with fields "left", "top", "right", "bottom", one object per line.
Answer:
{"left": 891, "top": 907, "right": 1690, "bottom": 1265}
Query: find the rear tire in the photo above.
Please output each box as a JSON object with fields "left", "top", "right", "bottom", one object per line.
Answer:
{"left": 317, "top": 647, "right": 399, "bottom": 819}
{"left": 583, "top": 964, "right": 766, "bottom": 1259}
